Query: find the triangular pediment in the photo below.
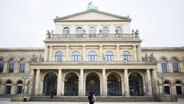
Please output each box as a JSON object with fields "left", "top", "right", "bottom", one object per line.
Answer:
{"left": 54, "top": 10, "right": 131, "bottom": 22}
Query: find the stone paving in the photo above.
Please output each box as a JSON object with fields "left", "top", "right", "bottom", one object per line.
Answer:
{"left": 0, "top": 98, "right": 184, "bottom": 104}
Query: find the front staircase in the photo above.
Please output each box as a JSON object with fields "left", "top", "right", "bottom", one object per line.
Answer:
{"left": 29, "top": 96, "right": 157, "bottom": 102}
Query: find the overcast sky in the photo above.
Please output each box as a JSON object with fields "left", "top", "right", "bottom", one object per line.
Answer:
{"left": 0, "top": 0, "right": 183, "bottom": 48}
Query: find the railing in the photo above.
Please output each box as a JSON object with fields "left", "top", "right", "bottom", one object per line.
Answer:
{"left": 46, "top": 33, "right": 140, "bottom": 39}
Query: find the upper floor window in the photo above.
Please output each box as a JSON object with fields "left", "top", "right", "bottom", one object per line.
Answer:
{"left": 19, "top": 58, "right": 25, "bottom": 73}
{"left": 63, "top": 27, "right": 70, "bottom": 37}
{"left": 105, "top": 51, "right": 114, "bottom": 62}
{"left": 172, "top": 58, "right": 179, "bottom": 73}
{"left": 89, "top": 27, "right": 96, "bottom": 38}
{"left": 122, "top": 51, "right": 131, "bottom": 62}
{"left": 8, "top": 58, "right": 15, "bottom": 73}
{"left": 115, "top": 27, "right": 123, "bottom": 37}
{"left": 76, "top": 27, "right": 83, "bottom": 38}
{"left": 102, "top": 27, "right": 109, "bottom": 38}
{"left": 72, "top": 51, "right": 81, "bottom": 62}
{"left": 0, "top": 57, "right": 3, "bottom": 73}
{"left": 161, "top": 58, "right": 168, "bottom": 73}
{"left": 88, "top": 51, "right": 97, "bottom": 62}
{"left": 55, "top": 51, "right": 63, "bottom": 62}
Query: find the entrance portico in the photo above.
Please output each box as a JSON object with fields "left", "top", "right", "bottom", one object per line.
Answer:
{"left": 29, "top": 62, "right": 158, "bottom": 96}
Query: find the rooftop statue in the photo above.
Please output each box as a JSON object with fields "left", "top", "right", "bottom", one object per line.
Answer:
{"left": 87, "top": 1, "right": 98, "bottom": 10}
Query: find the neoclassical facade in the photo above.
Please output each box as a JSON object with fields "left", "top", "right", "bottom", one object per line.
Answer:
{"left": 0, "top": 9, "right": 184, "bottom": 97}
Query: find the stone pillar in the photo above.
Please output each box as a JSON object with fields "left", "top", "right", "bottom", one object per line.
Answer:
{"left": 179, "top": 62, "right": 184, "bottom": 72}
{"left": 29, "top": 69, "right": 35, "bottom": 95}
{"left": 49, "top": 45, "right": 53, "bottom": 61}
{"left": 99, "top": 45, "right": 103, "bottom": 61}
{"left": 102, "top": 68, "right": 107, "bottom": 96}
{"left": 35, "top": 69, "right": 40, "bottom": 95}
{"left": 137, "top": 45, "right": 141, "bottom": 61}
{"left": 44, "top": 45, "right": 49, "bottom": 61}
{"left": 152, "top": 69, "right": 159, "bottom": 95}
{"left": 61, "top": 75, "right": 65, "bottom": 96}
{"left": 65, "top": 45, "right": 69, "bottom": 61}
{"left": 79, "top": 69, "right": 84, "bottom": 96}
{"left": 146, "top": 69, "right": 152, "bottom": 95}
{"left": 11, "top": 84, "right": 16, "bottom": 95}
{"left": 14, "top": 62, "right": 19, "bottom": 73}
{"left": 82, "top": 45, "right": 86, "bottom": 61}
{"left": 57, "top": 69, "right": 62, "bottom": 96}
{"left": 133, "top": 45, "right": 137, "bottom": 61}
{"left": 3, "top": 62, "right": 8, "bottom": 73}
{"left": 116, "top": 45, "right": 120, "bottom": 61}
{"left": 124, "top": 69, "right": 129, "bottom": 96}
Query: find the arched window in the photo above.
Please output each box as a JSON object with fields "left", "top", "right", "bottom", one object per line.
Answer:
{"left": 161, "top": 58, "right": 168, "bottom": 73}
{"left": 76, "top": 27, "right": 83, "bottom": 38}
{"left": 105, "top": 51, "right": 114, "bottom": 62}
{"left": 172, "top": 58, "right": 179, "bottom": 73}
{"left": 8, "top": 58, "right": 15, "bottom": 73}
{"left": 16, "top": 80, "right": 23, "bottom": 94}
{"left": 115, "top": 27, "right": 123, "bottom": 37}
{"left": 72, "top": 52, "right": 81, "bottom": 62}
{"left": 88, "top": 51, "right": 97, "bottom": 62}
{"left": 122, "top": 51, "right": 131, "bottom": 62}
{"left": 102, "top": 27, "right": 109, "bottom": 38}
{"left": 63, "top": 27, "right": 70, "bottom": 37}
{"left": 164, "top": 80, "right": 170, "bottom": 94}
{"left": 89, "top": 27, "right": 96, "bottom": 38}
{"left": 19, "top": 58, "right": 25, "bottom": 73}
{"left": 55, "top": 51, "right": 63, "bottom": 62}
{"left": 0, "top": 57, "right": 3, "bottom": 73}
{"left": 175, "top": 80, "right": 182, "bottom": 95}
{"left": 5, "top": 80, "right": 12, "bottom": 94}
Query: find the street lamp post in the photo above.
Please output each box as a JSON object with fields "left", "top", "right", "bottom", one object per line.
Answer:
{"left": 22, "top": 73, "right": 30, "bottom": 96}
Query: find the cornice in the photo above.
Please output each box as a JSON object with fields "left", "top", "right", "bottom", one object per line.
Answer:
{"left": 141, "top": 47, "right": 184, "bottom": 51}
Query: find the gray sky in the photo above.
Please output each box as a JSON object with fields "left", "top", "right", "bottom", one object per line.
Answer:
{"left": 0, "top": 0, "right": 184, "bottom": 47}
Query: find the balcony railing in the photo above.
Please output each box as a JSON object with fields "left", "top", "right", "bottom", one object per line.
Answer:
{"left": 46, "top": 33, "right": 139, "bottom": 39}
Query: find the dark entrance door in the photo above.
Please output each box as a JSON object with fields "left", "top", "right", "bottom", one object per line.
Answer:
{"left": 107, "top": 73, "right": 122, "bottom": 96}
{"left": 129, "top": 72, "right": 143, "bottom": 96}
{"left": 43, "top": 72, "right": 57, "bottom": 95}
{"left": 64, "top": 73, "right": 78, "bottom": 96}
{"left": 86, "top": 73, "right": 100, "bottom": 96}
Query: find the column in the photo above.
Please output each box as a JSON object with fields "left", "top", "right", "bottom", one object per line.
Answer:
{"left": 124, "top": 69, "right": 129, "bottom": 96}
{"left": 57, "top": 69, "right": 62, "bottom": 96}
{"left": 49, "top": 45, "right": 53, "bottom": 61}
{"left": 152, "top": 69, "right": 159, "bottom": 95}
{"left": 116, "top": 45, "right": 120, "bottom": 61}
{"left": 133, "top": 45, "right": 137, "bottom": 61}
{"left": 79, "top": 69, "right": 84, "bottom": 96}
{"left": 65, "top": 45, "right": 69, "bottom": 61}
{"left": 146, "top": 69, "right": 152, "bottom": 95}
{"left": 29, "top": 69, "right": 35, "bottom": 95}
{"left": 61, "top": 75, "right": 65, "bottom": 96}
{"left": 35, "top": 69, "right": 40, "bottom": 95}
{"left": 102, "top": 68, "right": 107, "bottom": 96}
{"left": 82, "top": 45, "right": 86, "bottom": 61}
{"left": 99, "top": 45, "right": 103, "bottom": 61}
{"left": 44, "top": 45, "right": 49, "bottom": 61}
{"left": 3, "top": 62, "right": 8, "bottom": 73}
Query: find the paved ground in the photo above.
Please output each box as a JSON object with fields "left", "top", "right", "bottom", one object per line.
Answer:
{"left": 0, "top": 98, "right": 184, "bottom": 104}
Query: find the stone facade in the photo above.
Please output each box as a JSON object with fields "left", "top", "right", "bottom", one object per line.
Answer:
{"left": 0, "top": 9, "right": 184, "bottom": 97}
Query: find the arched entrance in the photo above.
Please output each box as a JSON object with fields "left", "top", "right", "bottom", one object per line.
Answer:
{"left": 43, "top": 72, "right": 57, "bottom": 96}
{"left": 86, "top": 73, "right": 100, "bottom": 96}
{"left": 107, "top": 73, "right": 122, "bottom": 96}
{"left": 129, "top": 72, "right": 143, "bottom": 96}
{"left": 64, "top": 73, "right": 78, "bottom": 96}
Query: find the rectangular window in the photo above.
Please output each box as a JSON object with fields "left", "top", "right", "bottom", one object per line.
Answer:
{"left": 17, "top": 86, "right": 22, "bottom": 94}
{"left": 161, "top": 63, "right": 167, "bottom": 73}
{"left": 0, "top": 63, "right": 3, "bottom": 73}
{"left": 173, "top": 63, "right": 179, "bottom": 73}
{"left": 19, "top": 63, "right": 25, "bottom": 73}
{"left": 5, "top": 86, "right": 11, "bottom": 94}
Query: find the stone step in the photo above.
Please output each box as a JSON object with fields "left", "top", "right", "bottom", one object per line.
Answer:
{"left": 29, "top": 96, "right": 157, "bottom": 102}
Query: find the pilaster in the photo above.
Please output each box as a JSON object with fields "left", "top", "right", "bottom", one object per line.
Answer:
{"left": 57, "top": 69, "right": 62, "bottom": 96}
{"left": 3, "top": 62, "right": 8, "bottom": 73}
{"left": 124, "top": 69, "right": 129, "bottom": 96}
{"left": 49, "top": 45, "right": 53, "bottom": 61}
{"left": 116, "top": 45, "right": 120, "bottom": 61}
{"left": 102, "top": 68, "right": 107, "bottom": 96}
{"left": 82, "top": 45, "right": 86, "bottom": 61}
{"left": 79, "top": 69, "right": 84, "bottom": 96}
{"left": 146, "top": 69, "right": 152, "bottom": 95}
{"left": 35, "top": 69, "right": 40, "bottom": 95}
